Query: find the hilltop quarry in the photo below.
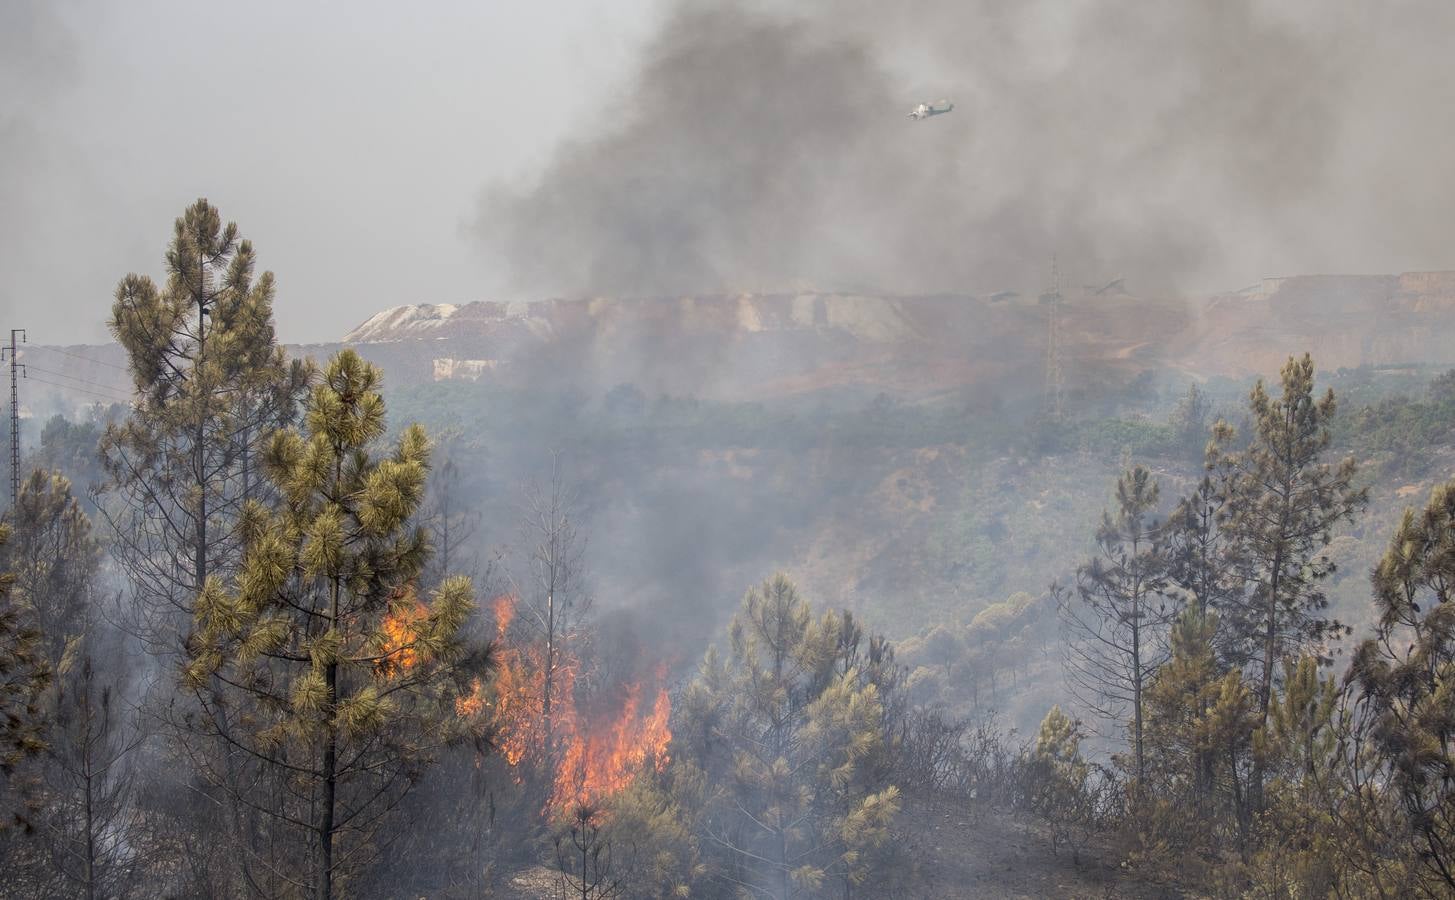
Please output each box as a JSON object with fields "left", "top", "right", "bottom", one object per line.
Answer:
{"left": 335, "top": 272, "right": 1455, "bottom": 402}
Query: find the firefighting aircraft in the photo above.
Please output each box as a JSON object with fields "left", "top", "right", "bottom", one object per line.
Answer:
{"left": 908, "top": 100, "right": 954, "bottom": 120}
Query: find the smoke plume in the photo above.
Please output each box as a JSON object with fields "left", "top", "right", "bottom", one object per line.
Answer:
{"left": 475, "top": 0, "right": 1455, "bottom": 297}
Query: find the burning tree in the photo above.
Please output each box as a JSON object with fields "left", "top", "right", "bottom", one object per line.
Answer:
{"left": 467, "top": 593, "right": 673, "bottom": 816}
{"left": 453, "top": 459, "right": 674, "bottom": 825}
{"left": 519, "top": 456, "right": 589, "bottom": 778}
{"left": 186, "top": 350, "right": 491, "bottom": 899}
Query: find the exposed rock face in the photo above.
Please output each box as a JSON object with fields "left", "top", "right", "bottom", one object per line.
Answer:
{"left": 339, "top": 272, "right": 1455, "bottom": 397}
{"left": 342, "top": 294, "right": 924, "bottom": 345}
{"left": 335, "top": 291, "right": 1189, "bottom": 400}
{"left": 1181, "top": 272, "right": 1455, "bottom": 376}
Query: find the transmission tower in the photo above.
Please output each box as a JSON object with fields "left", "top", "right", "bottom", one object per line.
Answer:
{"left": 3, "top": 329, "right": 25, "bottom": 507}
{"left": 1039, "top": 259, "right": 1065, "bottom": 421}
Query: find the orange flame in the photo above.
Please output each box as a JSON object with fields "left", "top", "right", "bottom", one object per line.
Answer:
{"left": 492, "top": 593, "right": 515, "bottom": 635}
{"left": 376, "top": 588, "right": 429, "bottom": 678}
{"left": 550, "top": 681, "right": 672, "bottom": 814}
{"left": 455, "top": 677, "right": 486, "bottom": 718}
{"left": 458, "top": 595, "right": 673, "bottom": 815}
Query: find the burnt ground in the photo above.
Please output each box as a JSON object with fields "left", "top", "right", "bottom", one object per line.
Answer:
{"left": 499, "top": 793, "right": 1194, "bottom": 899}
{"left": 887, "top": 794, "right": 1192, "bottom": 899}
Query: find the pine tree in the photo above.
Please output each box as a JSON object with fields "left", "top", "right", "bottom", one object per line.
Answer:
{"left": 555, "top": 801, "right": 624, "bottom": 900}
{"left": 1063, "top": 465, "right": 1176, "bottom": 784}
{"left": 6, "top": 471, "right": 99, "bottom": 671}
{"left": 185, "top": 350, "right": 488, "bottom": 899}
{"left": 96, "top": 199, "right": 312, "bottom": 888}
{"left": 1209, "top": 355, "right": 1365, "bottom": 722}
{"left": 1346, "top": 478, "right": 1455, "bottom": 893}
{"left": 1171, "top": 382, "right": 1213, "bottom": 462}
{"left": 0, "top": 524, "right": 50, "bottom": 832}
{"left": 598, "top": 764, "right": 706, "bottom": 898}
{"left": 1163, "top": 473, "right": 1234, "bottom": 622}
{"left": 40, "top": 655, "right": 144, "bottom": 900}
{"left": 3, "top": 469, "right": 141, "bottom": 897}
{"left": 681, "top": 575, "right": 900, "bottom": 899}
{"left": 1027, "top": 705, "right": 1098, "bottom": 863}
{"left": 99, "top": 198, "right": 311, "bottom": 650}
{"left": 1142, "top": 607, "right": 1255, "bottom": 851}
{"left": 419, "top": 431, "right": 482, "bottom": 591}
{"left": 1235, "top": 655, "right": 1352, "bottom": 896}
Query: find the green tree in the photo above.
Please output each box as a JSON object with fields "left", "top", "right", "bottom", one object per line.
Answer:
{"left": 6, "top": 471, "right": 99, "bottom": 671}
{"left": 1236, "top": 656, "right": 1350, "bottom": 894}
{"left": 1063, "top": 466, "right": 1176, "bottom": 784}
{"left": 1346, "top": 478, "right": 1455, "bottom": 893}
{"left": 598, "top": 764, "right": 706, "bottom": 898}
{"left": 186, "top": 350, "right": 488, "bottom": 899}
{"left": 1027, "top": 705, "right": 1101, "bottom": 864}
{"left": 31, "top": 413, "right": 116, "bottom": 516}
{"left": 681, "top": 575, "right": 900, "bottom": 899}
{"left": 3, "top": 469, "right": 141, "bottom": 899}
{"left": 1171, "top": 381, "right": 1212, "bottom": 461}
{"left": 99, "top": 198, "right": 310, "bottom": 650}
{"left": 1209, "top": 355, "right": 1366, "bottom": 810}
{"left": 1163, "top": 473, "right": 1234, "bottom": 622}
{"left": 1209, "top": 354, "right": 1366, "bottom": 723}
{"left": 96, "top": 199, "right": 311, "bottom": 890}
{"left": 1142, "top": 607, "right": 1255, "bottom": 854}
{"left": 0, "top": 524, "right": 50, "bottom": 832}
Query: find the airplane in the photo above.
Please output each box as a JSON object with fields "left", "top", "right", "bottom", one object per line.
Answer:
{"left": 908, "top": 100, "right": 954, "bottom": 120}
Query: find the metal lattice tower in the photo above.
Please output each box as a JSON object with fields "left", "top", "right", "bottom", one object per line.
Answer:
{"left": 1040, "top": 259, "right": 1065, "bottom": 420}
{"left": 3, "top": 329, "right": 25, "bottom": 507}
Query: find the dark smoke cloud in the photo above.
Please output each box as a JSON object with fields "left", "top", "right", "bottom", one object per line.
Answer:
{"left": 475, "top": 0, "right": 1455, "bottom": 298}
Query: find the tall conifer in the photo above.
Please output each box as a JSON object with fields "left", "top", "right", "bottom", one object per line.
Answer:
{"left": 186, "top": 350, "right": 487, "bottom": 899}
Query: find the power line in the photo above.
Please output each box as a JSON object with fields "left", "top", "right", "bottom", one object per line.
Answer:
{"left": 24, "top": 374, "right": 132, "bottom": 406}
{"left": 28, "top": 344, "right": 129, "bottom": 371}
{"left": 24, "top": 364, "right": 133, "bottom": 394}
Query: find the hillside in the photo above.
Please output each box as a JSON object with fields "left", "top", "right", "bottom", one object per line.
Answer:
{"left": 20, "top": 271, "right": 1455, "bottom": 421}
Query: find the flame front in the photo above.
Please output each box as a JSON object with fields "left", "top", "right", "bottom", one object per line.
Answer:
{"left": 551, "top": 681, "right": 672, "bottom": 813}
{"left": 458, "top": 595, "right": 672, "bottom": 815}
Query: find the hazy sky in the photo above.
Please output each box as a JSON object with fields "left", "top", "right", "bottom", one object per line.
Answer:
{"left": 6, "top": 0, "right": 1455, "bottom": 344}
{"left": 1, "top": 0, "right": 661, "bottom": 343}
